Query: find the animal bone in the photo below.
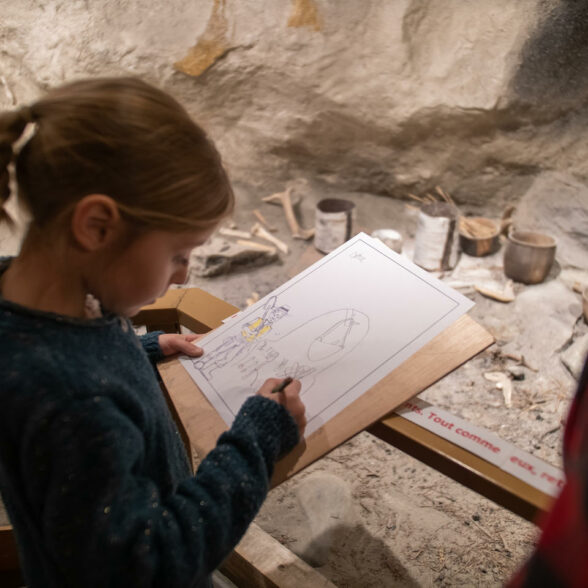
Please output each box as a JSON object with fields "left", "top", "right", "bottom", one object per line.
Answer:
{"left": 474, "top": 280, "right": 515, "bottom": 303}
{"left": 484, "top": 371, "right": 513, "bottom": 408}
{"left": 219, "top": 227, "right": 252, "bottom": 239}
{"left": 251, "top": 222, "right": 289, "bottom": 254}
{"left": 252, "top": 209, "right": 277, "bottom": 232}
{"left": 246, "top": 291, "right": 260, "bottom": 307}
{"left": 236, "top": 239, "right": 277, "bottom": 254}
{"left": 262, "top": 187, "right": 315, "bottom": 240}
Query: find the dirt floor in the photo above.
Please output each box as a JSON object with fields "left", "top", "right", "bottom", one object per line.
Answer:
{"left": 2, "top": 178, "right": 586, "bottom": 586}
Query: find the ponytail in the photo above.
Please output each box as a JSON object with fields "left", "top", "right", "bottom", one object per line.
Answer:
{"left": 5, "top": 77, "right": 233, "bottom": 234}
{"left": 0, "top": 106, "right": 35, "bottom": 224}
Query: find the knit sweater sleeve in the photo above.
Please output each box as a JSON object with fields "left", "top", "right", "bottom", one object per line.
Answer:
{"left": 23, "top": 394, "right": 299, "bottom": 588}
{"left": 139, "top": 330, "right": 165, "bottom": 363}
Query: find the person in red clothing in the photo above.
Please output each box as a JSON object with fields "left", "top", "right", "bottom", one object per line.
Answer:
{"left": 509, "top": 354, "right": 588, "bottom": 587}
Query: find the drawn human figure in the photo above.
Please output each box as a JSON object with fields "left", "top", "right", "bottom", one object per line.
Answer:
{"left": 234, "top": 308, "right": 369, "bottom": 394}
{"left": 241, "top": 295, "right": 290, "bottom": 342}
{"left": 195, "top": 303, "right": 368, "bottom": 409}
{"left": 238, "top": 346, "right": 281, "bottom": 387}
{"left": 192, "top": 335, "right": 250, "bottom": 381}
{"left": 194, "top": 295, "right": 290, "bottom": 381}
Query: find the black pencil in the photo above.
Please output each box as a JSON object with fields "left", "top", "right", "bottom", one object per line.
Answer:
{"left": 271, "top": 377, "right": 293, "bottom": 393}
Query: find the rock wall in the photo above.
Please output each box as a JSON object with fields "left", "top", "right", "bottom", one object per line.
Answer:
{"left": 2, "top": 0, "right": 587, "bottom": 209}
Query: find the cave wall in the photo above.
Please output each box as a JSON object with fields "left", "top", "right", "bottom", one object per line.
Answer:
{"left": 2, "top": 0, "right": 587, "bottom": 209}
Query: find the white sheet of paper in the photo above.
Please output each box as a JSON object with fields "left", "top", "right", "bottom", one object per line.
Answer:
{"left": 180, "top": 233, "right": 474, "bottom": 436}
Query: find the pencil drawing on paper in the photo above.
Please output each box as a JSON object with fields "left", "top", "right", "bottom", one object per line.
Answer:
{"left": 190, "top": 295, "right": 370, "bottom": 397}
{"left": 180, "top": 233, "right": 474, "bottom": 436}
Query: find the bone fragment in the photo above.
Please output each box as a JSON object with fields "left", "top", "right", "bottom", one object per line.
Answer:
{"left": 262, "top": 187, "right": 315, "bottom": 240}
{"left": 246, "top": 291, "right": 260, "bottom": 307}
{"left": 236, "top": 239, "right": 277, "bottom": 254}
{"left": 474, "top": 280, "right": 515, "bottom": 303}
{"left": 252, "top": 209, "right": 277, "bottom": 232}
{"left": 219, "top": 227, "right": 252, "bottom": 239}
{"left": 251, "top": 222, "right": 289, "bottom": 254}
{"left": 483, "top": 371, "right": 513, "bottom": 408}
{"left": 500, "top": 205, "right": 516, "bottom": 236}
{"left": 500, "top": 352, "right": 538, "bottom": 372}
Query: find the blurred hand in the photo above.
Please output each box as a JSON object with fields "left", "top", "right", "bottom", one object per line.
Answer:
{"left": 256, "top": 378, "right": 306, "bottom": 437}
{"left": 158, "top": 333, "right": 205, "bottom": 357}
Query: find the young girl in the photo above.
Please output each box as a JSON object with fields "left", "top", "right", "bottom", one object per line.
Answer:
{"left": 0, "top": 77, "right": 306, "bottom": 588}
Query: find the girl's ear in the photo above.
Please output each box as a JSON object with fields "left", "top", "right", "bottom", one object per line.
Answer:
{"left": 70, "top": 194, "right": 122, "bottom": 251}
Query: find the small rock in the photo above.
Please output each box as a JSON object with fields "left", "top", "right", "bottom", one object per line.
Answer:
{"left": 560, "top": 333, "right": 588, "bottom": 380}
{"left": 512, "top": 171, "right": 588, "bottom": 271}
{"left": 293, "top": 473, "right": 352, "bottom": 567}
{"left": 188, "top": 237, "right": 278, "bottom": 277}
{"left": 507, "top": 367, "right": 525, "bottom": 381}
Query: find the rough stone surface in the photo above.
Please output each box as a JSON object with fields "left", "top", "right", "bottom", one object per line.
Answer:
{"left": 512, "top": 171, "right": 588, "bottom": 271}
{"left": 292, "top": 473, "right": 352, "bottom": 567}
{"left": 4, "top": 0, "right": 588, "bottom": 211}
{"left": 188, "top": 236, "right": 278, "bottom": 277}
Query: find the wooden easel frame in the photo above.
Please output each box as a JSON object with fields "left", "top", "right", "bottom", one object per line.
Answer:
{"left": 134, "top": 288, "right": 551, "bottom": 520}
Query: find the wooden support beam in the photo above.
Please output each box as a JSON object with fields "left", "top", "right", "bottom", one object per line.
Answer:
{"left": 368, "top": 414, "right": 552, "bottom": 522}
{"left": 221, "top": 523, "right": 336, "bottom": 588}
{"left": 0, "top": 522, "right": 333, "bottom": 588}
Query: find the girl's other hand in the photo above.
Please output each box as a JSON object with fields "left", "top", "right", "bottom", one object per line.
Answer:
{"left": 257, "top": 378, "right": 306, "bottom": 437}
{"left": 158, "top": 333, "right": 205, "bottom": 357}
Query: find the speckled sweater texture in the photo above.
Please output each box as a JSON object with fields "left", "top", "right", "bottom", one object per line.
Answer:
{"left": 0, "top": 282, "right": 299, "bottom": 587}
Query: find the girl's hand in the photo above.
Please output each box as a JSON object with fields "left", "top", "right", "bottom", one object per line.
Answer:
{"left": 256, "top": 378, "right": 306, "bottom": 437}
{"left": 158, "top": 333, "right": 205, "bottom": 357}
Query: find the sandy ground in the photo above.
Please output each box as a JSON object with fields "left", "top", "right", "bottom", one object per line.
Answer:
{"left": 2, "top": 178, "right": 586, "bottom": 586}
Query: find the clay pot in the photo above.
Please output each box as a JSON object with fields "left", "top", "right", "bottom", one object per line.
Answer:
{"left": 458, "top": 217, "right": 500, "bottom": 257}
{"left": 503, "top": 229, "right": 556, "bottom": 284}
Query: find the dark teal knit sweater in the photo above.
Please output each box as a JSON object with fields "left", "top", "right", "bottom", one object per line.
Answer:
{"left": 0, "top": 281, "right": 299, "bottom": 587}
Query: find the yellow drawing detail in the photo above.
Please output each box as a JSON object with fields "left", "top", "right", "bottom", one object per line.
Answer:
{"left": 241, "top": 317, "right": 272, "bottom": 342}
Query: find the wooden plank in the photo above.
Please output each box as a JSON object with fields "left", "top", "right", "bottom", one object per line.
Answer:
{"left": 177, "top": 289, "right": 239, "bottom": 334}
{"left": 221, "top": 523, "right": 336, "bottom": 588}
{"left": 0, "top": 522, "right": 332, "bottom": 588}
{"left": 132, "top": 287, "right": 239, "bottom": 334}
{"left": 159, "top": 314, "right": 494, "bottom": 484}
{"left": 132, "top": 288, "right": 185, "bottom": 327}
{"left": 368, "top": 415, "right": 553, "bottom": 522}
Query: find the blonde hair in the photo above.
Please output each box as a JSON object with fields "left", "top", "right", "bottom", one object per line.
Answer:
{"left": 0, "top": 77, "right": 234, "bottom": 231}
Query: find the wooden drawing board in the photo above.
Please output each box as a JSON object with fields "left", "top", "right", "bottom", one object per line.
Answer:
{"left": 158, "top": 304, "right": 494, "bottom": 486}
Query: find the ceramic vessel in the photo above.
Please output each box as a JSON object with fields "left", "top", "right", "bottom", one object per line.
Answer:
{"left": 458, "top": 217, "right": 500, "bottom": 257}
{"left": 503, "top": 229, "right": 556, "bottom": 284}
